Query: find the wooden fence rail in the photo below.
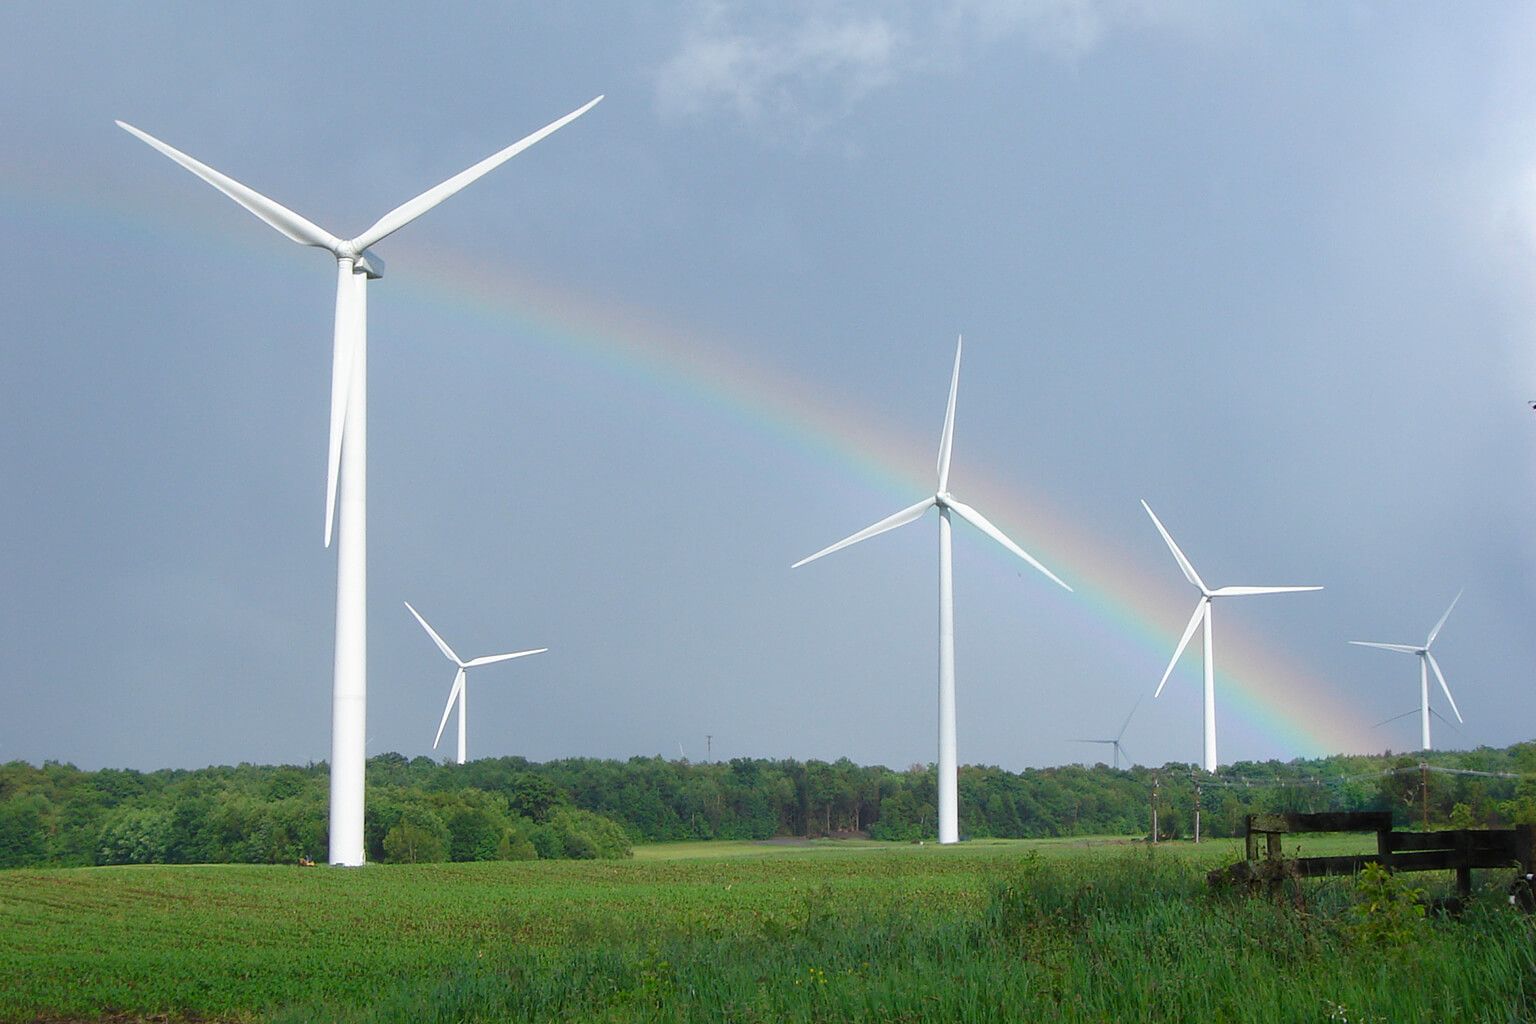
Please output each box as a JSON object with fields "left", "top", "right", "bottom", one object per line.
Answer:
{"left": 1212, "top": 812, "right": 1536, "bottom": 898}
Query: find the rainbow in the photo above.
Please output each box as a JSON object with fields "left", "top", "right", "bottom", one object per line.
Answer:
{"left": 394, "top": 241, "right": 1379, "bottom": 759}
{"left": 5, "top": 179, "right": 1382, "bottom": 759}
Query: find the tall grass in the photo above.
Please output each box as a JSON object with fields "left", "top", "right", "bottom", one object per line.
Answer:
{"left": 265, "top": 850, "right": 1536, "bottom": 1024}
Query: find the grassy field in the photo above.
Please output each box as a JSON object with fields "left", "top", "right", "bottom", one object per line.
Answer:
{"left": 3, "top": 835, "right": 1533, "bottom": 1022}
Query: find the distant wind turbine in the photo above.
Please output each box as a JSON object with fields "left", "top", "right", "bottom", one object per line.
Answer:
{"left": 1349, "top": 590, "right": 1464, "bottom": 751}
{"left": 118, "top": 97, "right": 601, "bottom": 865}
{"left": 1075, "top": 697, "right": 1141, "bottom": 770}
{"left": 793, "top": 337, "right": 1072, "bottom": 844}
{"left": 405, "top": 602, "right": 546, "bottom": 766}
{"left": 1142, "top": 501, "right": 1322, "bottom": 773}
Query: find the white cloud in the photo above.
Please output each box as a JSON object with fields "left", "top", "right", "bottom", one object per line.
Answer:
{"left": 945, "top": 0, "right": 1166, "bottom": 58}
{"left": 656, "top": 6, "right": 902, "bottom": 127}
{"left": 655, "top": 0, "right": 1206, "bottom": 131}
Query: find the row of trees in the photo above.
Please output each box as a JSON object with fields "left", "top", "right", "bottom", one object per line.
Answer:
{"left": 0, "top": 759, "right": 632, "bottom": 868}
{"left": 3, "top": 743, "right": 1534, "bottom": 868}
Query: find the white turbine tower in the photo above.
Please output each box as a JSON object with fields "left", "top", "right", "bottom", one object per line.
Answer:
{"left": 793, "top": 337, "right": 1072, "bottom": 844}
{"left": 1142, "top": 500, "right": 1321, "bottom": 773}
{"left": 405, "top": 602, "right": 546, "bottom": 766}
{"left": 1349, "top": 590, "right": 1464, "bottom": 751}
{"left": 118, "top": 97, "right": 601, "bottom": 864}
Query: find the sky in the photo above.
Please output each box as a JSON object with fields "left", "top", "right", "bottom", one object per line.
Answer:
{"left": 3, "top": 3, "right": 1535, "bottom": 775}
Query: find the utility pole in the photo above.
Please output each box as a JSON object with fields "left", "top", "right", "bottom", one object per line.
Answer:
{"left": 1420, "top": 761, "right": 1430, "bottom": 831}
{"left": 706, "top": 734, "right": 713, "bottom": 762}
{"left": 1151, "top": 773, "right": 1160, "bottom": 844}
{"left": 1191, "top": 767, "right": 1203, "bottom": 844}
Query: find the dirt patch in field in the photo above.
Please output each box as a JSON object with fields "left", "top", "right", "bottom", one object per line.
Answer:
{"left": 757, "top": 830, "right": 871, "bottom": 846}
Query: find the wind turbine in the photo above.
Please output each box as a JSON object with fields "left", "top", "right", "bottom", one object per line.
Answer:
{"left": 405, "top": 602, "right": 546, "bottom": 766}
{"left": 1075, "top": 697, "right": 1141, "bottom": 770}
{"left": 793, "top": 337, "right": 1072, "bottom": 844}
{"left": 118, "top": 97, "right": 601, "bottom": 865}
{"left": 1349, "top": 590, "right": 1464, "bottom": 751}
{"left": 1142, "top": 500, "right": 1321, "bottom": 773}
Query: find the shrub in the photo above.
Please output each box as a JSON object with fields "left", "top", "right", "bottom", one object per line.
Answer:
{"left": 447, "top": 806, "right": 508, "bottom": 862}
{"left": 96, "top": 807, "right": 174, "bottom": 865}
{"left": 0, "top": 797, "right": 48, "bottom": 867}
{"left": 1348, "top": 862, "right": 1426, "bottom": 952}
{"left": 381, "top": 809, "right": 450, "bottom": 864}
{"left": 496, "top": 828, "right": 538, "bottom": 861}
{"left": 541, "top": 808, "right": 632, "bottom": 860}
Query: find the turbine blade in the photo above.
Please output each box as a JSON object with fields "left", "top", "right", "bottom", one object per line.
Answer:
{"left": 1116, "top": 743, "right": 1133, "bottom": 766}
{"left": 1210, "top": 585, "right": 1322, "bottom": 596}
{"left": 1425, "top": 652, "right": 1463, "bottom": 723}
{"left": 791, "top": 497, "right": 935, "bottom": 569}
{"left": 465, "top": 648, "right": 548, "bottom": 668}
{"left": 115, "top": 121, "right": 342, "bottom": 250}
{"left": 1073, "top": 739, "right": 1115, "bottom": 745}
{"left": 936, "top": 336, "right": 961, "bottom": 492}
{"left": 433, "top": 669, "right": 465, "bottom": 750}
{"left": 1155, "top": 600, "right": 1207, "bottom": 698}
{"left": 1426, "top": 588, "right": 1463, "bottom": 647}
{"left": 323, "top": 266, "right": 361, "bottom": 547}
{"left": 1373, "top": 708, "right": 1422, "bottom": 729}
{"left": 1140, "top": 500, "right": 1208, "bottom": 593}
{"left": 945, "top": 498, "right": 1072, "bottom": 591}
{"left": 405, "top": 601, "right": 462, "bottom": 665}
{"left": 1116, "top": 695, "right": 1144, "bottom": 742}
{"left": 1429, "top": 706, "right": 1464, "bottom": 733}
{"left": 350, "top": 96, "right": 604, "bottom": 251}
{"left": 1348, "top": 641, "right": 1421, "bottom": 654}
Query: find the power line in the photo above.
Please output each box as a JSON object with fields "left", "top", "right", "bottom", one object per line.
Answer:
{"left": 1162, "top": 763, "right": 1529, "bottom": 791}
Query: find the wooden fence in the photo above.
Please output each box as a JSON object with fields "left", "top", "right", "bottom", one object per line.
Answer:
{"left": 1211, "top": 812, "right": 1536, "bottom": 898}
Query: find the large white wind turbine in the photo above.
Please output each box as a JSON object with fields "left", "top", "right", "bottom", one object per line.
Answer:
{"left": 405, "top": 602, "right": 546, "bottom": 765}
{"left": 1349, "top": 590, "right": 1464, "bottom": 751}
{"left": 1142, "top": 501, "right": 1321, "bottom": 773}
{"left": 793, "top": 337, "right": 1072, "bottom": 844}
{"left": 118, "top": 97, "right": 601, "bottom": 864}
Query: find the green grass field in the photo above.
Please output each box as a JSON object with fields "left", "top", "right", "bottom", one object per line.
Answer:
{"left": 3, "top": 836, "right": 1532, "bottom": 1023}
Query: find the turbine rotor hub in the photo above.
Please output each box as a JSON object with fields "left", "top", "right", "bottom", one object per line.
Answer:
{"left": 336, "top": 245, "right": 384, "bottom": 279}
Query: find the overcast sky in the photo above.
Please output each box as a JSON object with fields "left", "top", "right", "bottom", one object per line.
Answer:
{"left": 3, "top": 3, "right": 1535, "bottom": 774}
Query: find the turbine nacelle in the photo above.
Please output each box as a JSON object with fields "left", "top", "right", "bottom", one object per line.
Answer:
{"left": 332, "top": 243, "right": 384, "bottom": 277}
{"left": 349, "top": 249, "right": 385, "bottom": 279}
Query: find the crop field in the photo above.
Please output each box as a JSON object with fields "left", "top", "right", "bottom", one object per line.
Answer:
{"left": 3, "top": 836, "right": 1534, "bottom": 1023}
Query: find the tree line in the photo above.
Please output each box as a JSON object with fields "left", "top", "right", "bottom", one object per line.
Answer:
{"left": 2, "top": 743, "right": 1534, "bottom": 868}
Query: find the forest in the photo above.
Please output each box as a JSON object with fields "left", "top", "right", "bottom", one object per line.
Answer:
{"left": 2, "top": 743, "right": 1534, "bottom": 868}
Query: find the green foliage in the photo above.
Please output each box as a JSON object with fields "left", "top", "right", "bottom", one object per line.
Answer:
{"left": 1499, "top": 796, "right": 1536, "bottom": 825}
{"left": 5, "top": 741, "right": 1536, "bottom": 871}
{"left": 531, "top": 807, "right": 633, "bottom": 860}
{"left": 504, "top": 772, "right": 561, "bottom": 823}
{"left": 95, "top": 807, "right": 174, "bottom": 865}
{"left": 0, "top": 797, "right": 47, "bottom": 868}
{"left": 495, "top": 827, "right": 538, "bottom": 861}
{"left": 1348, "top": 862, "right": 1427, "bottom": 952}
{"left": 381, "top": 808, "right": 450, "bottom": 864}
